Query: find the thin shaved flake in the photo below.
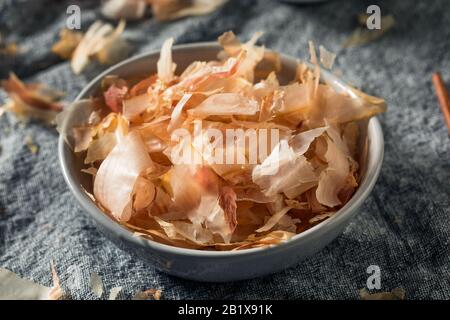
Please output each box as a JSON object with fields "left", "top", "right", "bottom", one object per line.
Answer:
{"left": 256, "top": 207, "right": 292, "bottom": 233}
{"left": 151, "top": 0, "right": 226, "bottom": 21}
{"left": 204, "top": 198, "right": 234, "bottom": 243}
{"left": 108, "top": 286, "right": 122, "bottom": 300}
{"left": 216, "top": 186, "right": 238, "bottom": 240}
{"left": 90, "top": 272, "right": 104, "bottom": 298}
{"left": 168, "top": 93, "right": 192, "bottom": 132}
{"left": 94, "top": 131, "right": 154, "bottom": 221}
{"left": 290, "top": 126, "right": 328, "bottom": 155}
{"left": 74, "top": 20, "right": 130, "bottom": 73}
{"left": 73, "top": 127, "right": 95, "bottom": 153}
{"left": 1, "top": 73, "right": 63, "bottom": 124}
{"left": 235, "top": 187, "right": 279, "bottom": 203}
{"left": 319, "top": 45, "right": 336, "bottom": 69}
{"left": 359, "top": 287, "right": 405, "bottom": 300}
{"left": 0, "top": 268, "right": 51, "bottom": 300}
{"left": 155, "top": 217, "right": 214, "bottom": 245}
{"left": 104, "top": 84, "right": 127, "bottom": 113}
{"left": 252, "top": 140, "right": 317, "bottom": 197}
{"left": 157, "top": 37, "right": 176, "bottom": 83}
{"left": 188, "top": 93, "right": 259, "bottom": 117}
{"left": 132, "top": 288, "right": 162, "bottom": 300}
{"left": 48, "top": 261, "right": 64, "bottom": 300}
{"left": 306, "top": 85, "right": 386, "bottom": 127}
{"left": 52, "top": 29, "right": 83, "bottom": 59}
{"left": 309, "top": 212, "right": 335, "bottom": 223}
{"left": 85, "top": 132, "right": 117, "bottom": 163}
{"left": 101, "top": 0, "right": 146, "bottom": 20}
{"left": 308, "top": 41, "right": 320, "bottom": 98}
{"left": 316, "top": 134, "right": 350, "bottom": 207}
{"left": 123, "top": 93, "right": 152, "bottom": 120}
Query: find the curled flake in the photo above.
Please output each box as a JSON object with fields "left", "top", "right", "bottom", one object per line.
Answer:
{"left": 101, "top": 0, "right": 147, "bottom": 20}
{"left": 108, "top": 286, "right": 122, "bottom": 300}
{"left": 133, "top": 176, "right": 156, "bottom": 211}
{"left": 219, "top": 31, "right": 264, "bottom": 82}
{"left": 94, "top": 131, "right": 154, "bottom": 221}
{"left": 306, "top": 84, "right": 387, "bottom": 127}
{"left": 157, "top": 37, "right": 176, "bottom": 83}
{"left": 1, "top": 73, "right": 63, "bottom": 124}
{"left": 0, "top": 268, "right": 51, "bottom": 300}
{"left": 252, "top": 140, "right": 317, "bottom": 198}
{"left": 104, "top": 84, "right": 128, "bottom": 113}
{"left": 316, "top": 127, "right": 352, "bottom": 207}
{"left": 256, "top": 207, "right": 292, "bottom": 233}
{"left": 319, "top": 45, "right": 336, "bottom": 69}
{"left": 151, "top": 0, "right": 227, "bottom": 22}
{"left": 85, "top": 132, "right": 117, "bottom": 163}
{"left": 71, "top": 20, "right": 130, "bottom": 74}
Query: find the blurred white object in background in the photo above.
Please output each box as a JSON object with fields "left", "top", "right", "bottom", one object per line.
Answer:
{"left": 279, "top": 0, "right": 329, "bottom": 3}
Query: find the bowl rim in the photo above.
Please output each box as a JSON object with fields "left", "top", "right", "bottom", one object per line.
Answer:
{"left": 58, "top": 41, "right": 384, "bottom": 258}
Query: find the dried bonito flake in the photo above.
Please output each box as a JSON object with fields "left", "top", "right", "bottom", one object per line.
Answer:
{"left": 0, "top": 73, "right": 64, "bottom": 124}
{"left": 0, "top": 268, "right": 51, "bottom": 300}
{"left": 94, "top": 130, "right": 155, "bottom": 221}
{"left": 100, "top": 0, "right": 227, "bottom": 22}
{"left": 69, "top": 31, "right": 386, "bottom": 251}
{"left": 102, "top": 0, "right": 147, "bottom": 20}
{"left": 319, "top": 45, "right": 336, "bottom": 70}
{"left": 343, "top": 14, "right": 395, "bottom": 48}
{"left": 90, "top": 272, "right": 104, "bottom": 298}
{"left": 359, "top": 288, "right": 405, "bottom": 300}
{"left": 0, "top": 265, "right": 63, "bottom": 300}
{"left": 0, "top": 34, "right": 19, "bottom": 56}
{"left": 48, "top": 261, "right": 64, "bottom": 300}
{"left": 52, "top": 29, "right": 83, "bottom": 60}
{"left": 108, "top": 286, "right": 123, "bottom": 300}
{"left": 133, "top": 288, "right": 162, "bottom": 300}
{"left": 157, "top": 37, "right": 176, "bottom": 83}
{"left": 70, "top": 20, "right": 131, "bottom": 74}
{"left": 25, "top": 135, "right": 39, "bottom": 154}
{"left": 148, "top": 0, "right": 227, "bottom": 21}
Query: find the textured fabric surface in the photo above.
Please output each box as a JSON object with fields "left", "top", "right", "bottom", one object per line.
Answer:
{"left": 0, "top": 0, "right": 449, "bottom": 300}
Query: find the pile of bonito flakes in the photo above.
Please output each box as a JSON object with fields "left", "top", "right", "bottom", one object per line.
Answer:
{"left": 69, "top": 31, "right": 386, "bottom": 250}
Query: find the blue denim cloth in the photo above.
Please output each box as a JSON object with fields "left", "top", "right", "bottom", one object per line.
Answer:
{"left": 0, "top": 0, "right": 449, "bottom": 299}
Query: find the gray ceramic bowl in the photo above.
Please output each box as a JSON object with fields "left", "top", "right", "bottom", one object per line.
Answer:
{"left": 58, "top": 42, "right": 384, "bottom": 282}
